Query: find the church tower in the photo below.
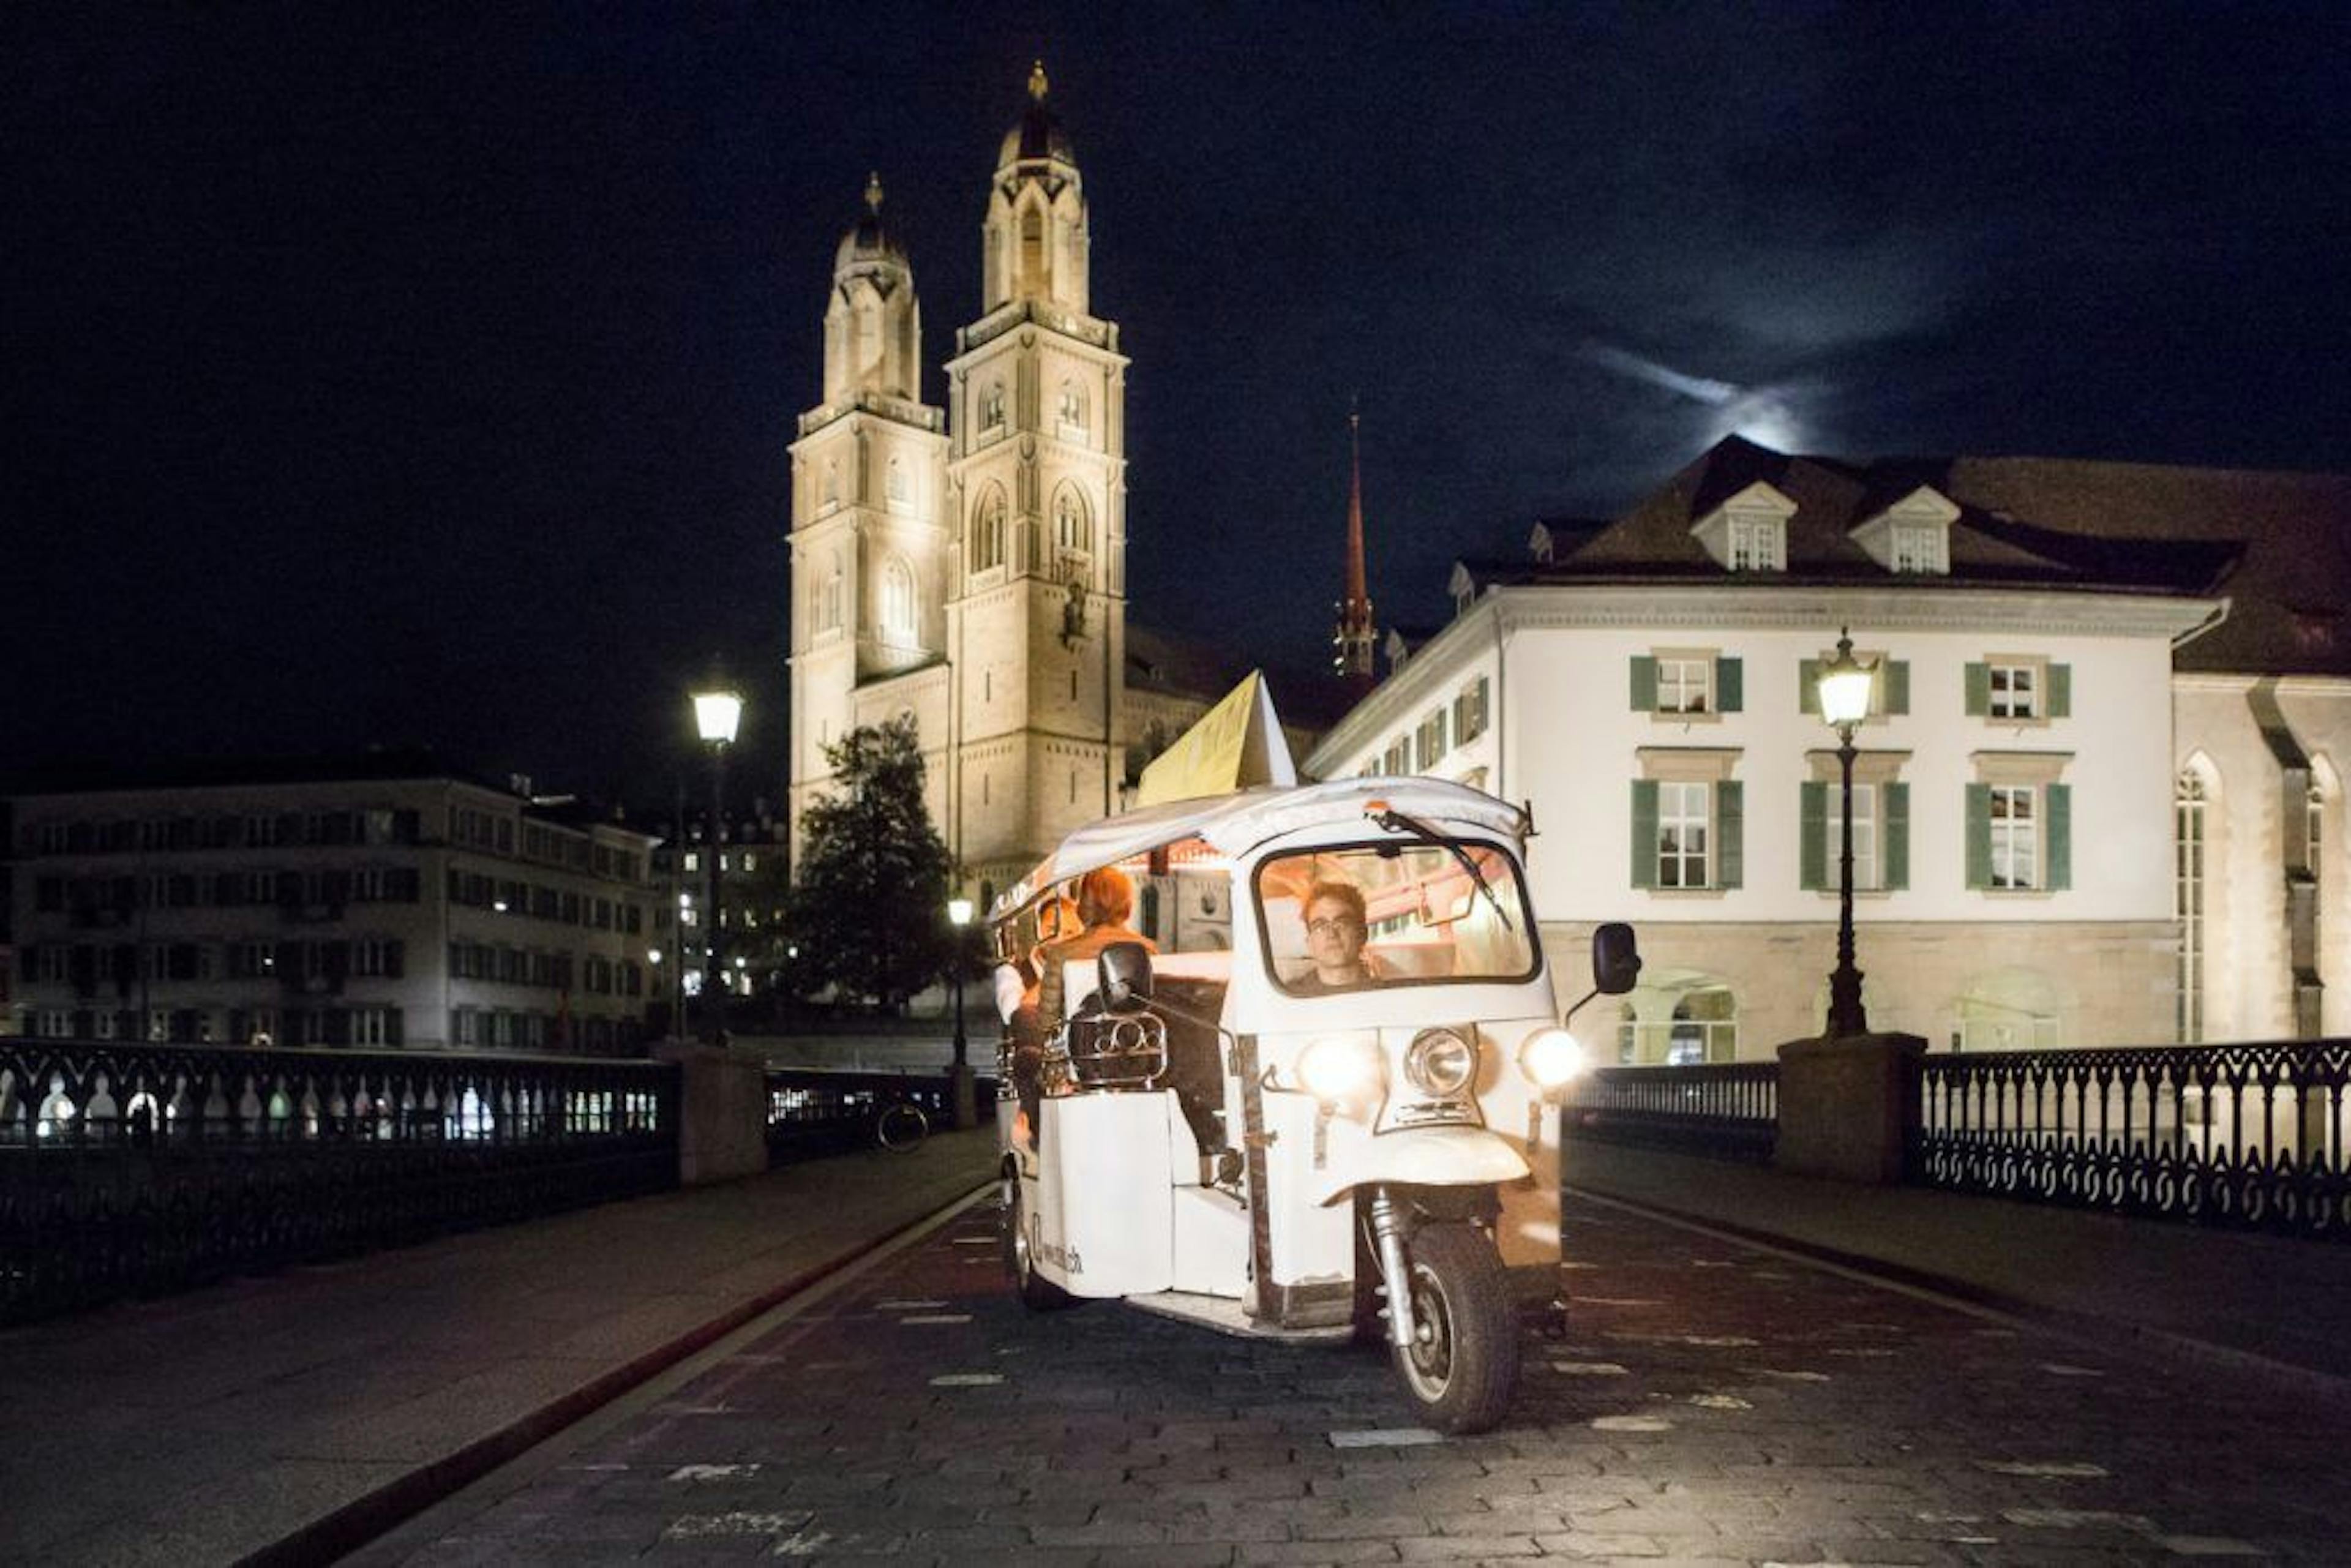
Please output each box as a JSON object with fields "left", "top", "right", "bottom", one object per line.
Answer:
{"left": 786, "top": 176, "right": 954, "bottom": 849}
{"left": 943, "top": 64, "right": 1131, "bottom": 896}
{"left": 1333, "top": 408, "right": 1377, "bottom": 688}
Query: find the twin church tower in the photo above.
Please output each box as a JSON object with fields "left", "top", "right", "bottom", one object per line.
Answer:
{"left": 787, "top": 66, "right": 1131, "bottom": 901}
{"left": 786, "top": 66, "right": 1370, "bottom": 901}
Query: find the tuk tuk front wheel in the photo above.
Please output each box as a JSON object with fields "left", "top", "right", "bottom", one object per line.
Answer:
{"left": 999, "top": 1168, "right": 1070, "bottom": 1313}
{"left": 1392, "top": 1222, "right": 1520, "bottom": 1434}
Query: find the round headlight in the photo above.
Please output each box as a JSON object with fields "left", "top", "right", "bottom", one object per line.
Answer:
{"left": 1297, "top": 1037, "right": 1381, "bottom": 1102}
{"left": 1519, "top": 1027, "right": 1588, "bottom": 1090}
{"left": 1404, "top": 1028, "right": 1477, "bottom": 1096}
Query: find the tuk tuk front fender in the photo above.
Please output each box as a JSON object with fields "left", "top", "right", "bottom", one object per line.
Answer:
{"left": 1309, "top": 1125, "right": 1531, "bottom": 1208}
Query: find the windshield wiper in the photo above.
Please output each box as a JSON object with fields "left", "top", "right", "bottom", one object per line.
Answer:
{"left": 1369, "top": 807, "right": 1514, "bottom": 932}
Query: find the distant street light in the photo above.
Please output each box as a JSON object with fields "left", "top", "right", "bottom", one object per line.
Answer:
{"left": 1816, "top": 628, "right": 1877, "bottom": 1038}
{"left": 692, "top": 672, "right": 743, "bottom": 1046}
{"left": 948, "top": 895, "right": 976, "bottom": 1128}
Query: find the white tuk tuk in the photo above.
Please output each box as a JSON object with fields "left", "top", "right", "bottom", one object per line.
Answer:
{"left": 991, "top": 775, "right": 1639, "bottom": 1433}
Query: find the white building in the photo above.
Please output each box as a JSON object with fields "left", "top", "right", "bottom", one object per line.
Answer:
{"left": 10, "top": 759, "right": 662, "bottom": 1052}
{"left": 1307, "top": 437, "right": 2350, "bottom": 1058}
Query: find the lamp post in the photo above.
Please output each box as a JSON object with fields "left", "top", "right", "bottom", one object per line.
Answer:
{"left": 691, "top": 677, "right": 743, "bottom": 1046}
{"left": 1817, "top": 629, "right": 1877, "bottom": 1039}
{"left": 947, "top": 895, "right": 976, "bottom": 1128}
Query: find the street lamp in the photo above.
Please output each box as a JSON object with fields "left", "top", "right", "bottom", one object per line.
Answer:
{"left": 692, "top": 674, "right": 743, "bottom": 1046}
{"left": 1817, "top": 628, "right": 1877, "bottom": 1038}
{"left": 947, "top": 895, "right": 976, "bottom": 1128}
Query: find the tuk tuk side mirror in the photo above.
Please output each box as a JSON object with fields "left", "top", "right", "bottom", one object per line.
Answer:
{"left": 1098, "top": 941, "right": 1154, "bottom": 1013}
{"left": 1591, "top": 921, "right": 1641, "bottom": 996}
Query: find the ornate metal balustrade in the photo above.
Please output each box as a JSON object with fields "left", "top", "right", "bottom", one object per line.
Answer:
{"left": 765, "top": 1068, "right": 994, "bottom": 1162}
{"left": 1915, "top": 1039, "right": 2351, "bottom": 1236}
{"left": 0, "top": 1038, "right": 679, "bottom": 1324}
{"left": 1564, "top": 1063, "right": 1780, "bottom": 1163}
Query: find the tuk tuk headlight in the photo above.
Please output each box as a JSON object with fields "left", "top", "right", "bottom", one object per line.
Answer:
{"left": 1519, "top": 1027, "right": 1588, "bottom": 1090}
{"left": 1297, "top": 1037, "right": 1382, "bottom": 1103}
{"left": 1403, "top": 1028, "right": 1477, "bottom": 1097}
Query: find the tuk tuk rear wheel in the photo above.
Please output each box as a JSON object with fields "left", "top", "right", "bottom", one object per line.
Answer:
{"left": 1000, "top": 1168, "right": 1070, "bottom": 1312}
{"left": 1392, "top": 1222, "right": 1519, "bottom": 1434}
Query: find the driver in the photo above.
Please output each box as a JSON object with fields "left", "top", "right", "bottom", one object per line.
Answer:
{"left": 1294, "top": 880, "right": 1382, "bottom": 993}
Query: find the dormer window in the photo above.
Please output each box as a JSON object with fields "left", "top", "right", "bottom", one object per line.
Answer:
{"left": 1891, "top": 523, "right": 1946, "bottom": 574}
{"left": 1689, "top": 481, "right": 1796, "bottom": 573}
{"left": 1727, "top": 513, "right": 1785, "bottom": 571}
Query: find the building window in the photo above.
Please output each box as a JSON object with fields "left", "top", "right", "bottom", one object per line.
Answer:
{"left": 1967, "top": 656, "right": 2069, "bottom": 723}
{"left": 1452, "top": 676, "right": 1490, "bottom": 745}
{"left": 1383, "top": 737, "right": 1409, "bottom": 775}
{"left": 1802, "top": 757, "right": 1910, "bottom": 893}
{"left": 881, "top": 555, "right": 916, "bottom": 634}
{"left": 1630, "top": 653, "right": 1740, "bottom": 717}
{"left": 819, "top": 552, "right": 845, "bottom": 633}
{"left": 886, "top": 456, "right": 910, "bottom": 509}
{"left": 1052, "top": 486, "right": 1092, "bottom": 577}
{"left": 1967, "top": 761, "right": 2071, "bottom": 893}
{"left": 1414, "top": 708, "right": 1449, "bottom": 771}
{"left": 1891, "top": 523, "right": 1947, "bottom": 574}
{"left": 980, "top": 380, "right": 1006, "bottom": 433}
{"left": 1727, "top": 514, "right": 1783, "bottom": 571}
{"left": 1057, "top": 379, "right": 1089, "bottom": 438}
{"left": 2177, "top": 770, "right": 2207, "bottom": 1043}
{"left": 970, "top": 486, "right": 1007, "bottom": 575}
{"left": 1632, "top": 751, "right": 1743, "bottom": 892}
{"left": 1657, "top": 782, "right": 1710, "bottom": 888}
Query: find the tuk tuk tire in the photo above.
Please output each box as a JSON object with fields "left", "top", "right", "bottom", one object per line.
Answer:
{"left": 1392, "top": 1222, "right": 1520, "bottom": 1435}
{"left": 1000, "top": 1167, "right": 1071, "bottom": 1312}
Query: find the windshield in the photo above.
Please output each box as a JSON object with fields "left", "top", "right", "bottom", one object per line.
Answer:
{"left": 1254, "top": 839, "right": 1540, "bottom": 997}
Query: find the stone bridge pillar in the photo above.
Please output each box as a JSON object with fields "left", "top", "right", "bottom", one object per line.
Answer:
{"left": 1774, "top": 1031, "right": 1927, "bottom": 1184}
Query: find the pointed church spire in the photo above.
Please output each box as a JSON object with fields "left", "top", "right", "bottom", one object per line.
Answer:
{"left": 1334, "top": 402, "right": 1377, "bottom": 686}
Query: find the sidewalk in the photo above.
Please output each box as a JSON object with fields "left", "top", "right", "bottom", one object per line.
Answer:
{"left": 0, "top": 1129, "right": 998, "bottom": 1567}
{"left": 1565, "top": 1137, "right": 2351, "bottom": 1394}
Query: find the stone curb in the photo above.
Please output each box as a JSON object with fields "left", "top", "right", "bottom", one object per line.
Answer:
{"left": 240, "top": 1178, "right": 994, "bottom": 1568}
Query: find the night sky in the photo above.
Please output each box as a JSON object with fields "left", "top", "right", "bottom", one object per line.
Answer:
{"left": 9, "top": 4, "right": 2348, "bottom": 806}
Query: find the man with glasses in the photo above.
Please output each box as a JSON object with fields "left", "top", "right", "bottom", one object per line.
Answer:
{"left": 1295, "top": 881, "right": 1381, "bottom": 993}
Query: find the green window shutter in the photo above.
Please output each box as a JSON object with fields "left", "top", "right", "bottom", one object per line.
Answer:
{"left": 2048, "top": 663, "right": 2072, "bottom": 718}
{"left": 1964, "top": 662, "right": 1990, "bottom": 716}
{"left": 1630, "top": 779, "right": 1659, "bottom": 888}
{"left": 1716, "top": 780, "right": 1743, "bottom": 889}
{"left": 1798, "top": 657, "right": 1821, "bottom": 715}
{"left": 1799, "top": 780, "right": 1828, "bottom": 890}
{"left": 1629, "top": 656, "right": 1658, "bottom": 712}
{"left": 2046, "top": 782, "right": 2071, "bottom": 890}
{"left": 1716, "top": 656, "right": 1743, "bottom": 713}
{"left": 1885, "top": 781, "right": 1910, "bottom": 890}
{"left": 1965, "top": 783, "right": 1992, "bottom": 888}
{"left": 1886, "top": 660, "right": 1911, "bottom": 716}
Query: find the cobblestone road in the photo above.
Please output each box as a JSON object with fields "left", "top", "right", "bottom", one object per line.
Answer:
{"left": 376, "top": 1191, "right": 2350, "bottom": 1566}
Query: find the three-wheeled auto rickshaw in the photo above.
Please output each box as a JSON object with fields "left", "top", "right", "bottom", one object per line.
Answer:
{"left": 991, "top": 776, "right": 1638, "bottom": 1433}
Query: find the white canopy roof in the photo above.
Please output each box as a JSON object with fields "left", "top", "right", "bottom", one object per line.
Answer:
{"left": 989, "top": 776, "right": 1529, "bottom": 923}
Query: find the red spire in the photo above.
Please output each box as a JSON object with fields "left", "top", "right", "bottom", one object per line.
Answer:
{"left": 1334, "top": 405, "right": 1376, "bottom": 685}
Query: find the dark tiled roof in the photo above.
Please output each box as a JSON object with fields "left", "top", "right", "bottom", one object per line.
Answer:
{"left": 1543, "top": 436, "right": 2250, "bottom": 600}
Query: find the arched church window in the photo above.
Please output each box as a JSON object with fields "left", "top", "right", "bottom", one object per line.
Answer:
{"left": 1020, "top": 204, "right": 1046, "bottom": 293}
{"left": 1057, "top": 380, "right": 1088, "bottom": 436}
{"left": 980, "top": 381, "right": 1005, "bottom": 435}
{"left": 2176, "top": 768, "right": 2208, "bottom": 1043}
{"left": 880, "top": 555, "right": 915, "bottom": 635}
{"left": 969, "top": 486, "right": 1007, "bottom": 575}
{"left": 819, "top": 552, "right": 844, "bottom": 633}
{"left": 1053, "top": 486, "right": 1092, "bottom": 572}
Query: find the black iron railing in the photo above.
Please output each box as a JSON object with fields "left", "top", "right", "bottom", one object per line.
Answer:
{"left": 1565, "top": 1063, "right": 1779, "bottom": 1163}
{"left": 764, "top": 1067, "right": 994, "bottom": 1163}
{"left": 0, "top": 1038, "right": 678, "bottom": 1323}
{"left": 1915, "top": 1039, "right": 2351, "bottom": 1236}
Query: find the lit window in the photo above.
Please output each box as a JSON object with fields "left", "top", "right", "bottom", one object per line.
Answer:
{"left": 1658, "top": 781, "right": 1711, "bottom": 889}
{"left": 882, "top": 555, "right": 916, "bottom": 634}
{"left": 970, "top": 487, "right": 1007, "bottom": 575}
{"left": 1728, "top": 515, "right": 1783, "bottom": 571}
{"left": 1989, "top": 785, "right": 2038, "bottom": 889}
{"left": 1891, "top": 524, "right": 1947, "bottom": 573}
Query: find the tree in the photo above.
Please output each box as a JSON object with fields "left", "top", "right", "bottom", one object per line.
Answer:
{"left": 787, "top": 716, "right": 954, "bottom": 1012}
